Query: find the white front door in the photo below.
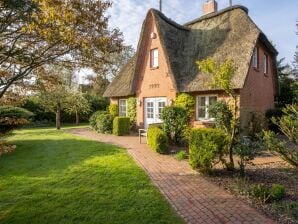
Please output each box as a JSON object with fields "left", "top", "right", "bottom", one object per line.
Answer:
{"left": 144, "top": 97, "right": 167, "bottom": 129}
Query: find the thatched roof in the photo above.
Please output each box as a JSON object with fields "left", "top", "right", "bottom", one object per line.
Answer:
{"left": 103, "top": 55, "right": 136, "bottom": 97}
{"left": 103, "top": 5, "right": 278, "bottom": 97}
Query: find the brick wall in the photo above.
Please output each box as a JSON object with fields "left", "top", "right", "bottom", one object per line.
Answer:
{"left": 240, "top": 41, "right": 276, "bottom": 130}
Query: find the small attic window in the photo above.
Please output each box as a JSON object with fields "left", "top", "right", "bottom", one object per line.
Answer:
{"left": 150, "top": 48, "right": 159, "bottom": 68}
{"left": 252, "top": 47, "right": 259, "bottom": 69}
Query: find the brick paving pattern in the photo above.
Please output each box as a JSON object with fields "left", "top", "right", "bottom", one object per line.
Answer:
{"left": 68, "top": 128, "right": 275, "bottom": 224}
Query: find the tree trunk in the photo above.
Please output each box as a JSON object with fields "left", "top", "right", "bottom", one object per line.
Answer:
{"left": 75, "top": 111, "right": 79, "bottom": 125}
{"left": 56, "top": 103, "right": 61, "bottom": 130}
{"left": 227, "top": 96, "right": 238, "bottom": 170}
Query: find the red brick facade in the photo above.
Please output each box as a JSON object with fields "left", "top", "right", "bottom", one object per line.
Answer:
{"left": 109, "top": 11, "right": 277, "bottom": 130}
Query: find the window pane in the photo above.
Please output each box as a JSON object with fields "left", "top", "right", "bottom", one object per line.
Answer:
{"left": 198, "top": 107, "right": 206, "bottom": 118}
{"left": 209, "top": 97, "right": 217, "bottom": 106}
{"left": 147, "top": 102, "right": 154, "bottom": 119}
{"left": 157, "top": 102, "right": 166, "bottom": 118}
{"left": 199, "top": 97, "right": 206, "bottom": 106}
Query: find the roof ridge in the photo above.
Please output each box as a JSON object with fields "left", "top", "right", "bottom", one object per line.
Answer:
{"left": 149, "top": 8, "right": 190, "bottom": 31}
{"left": 184, "top": 5, "right": 249, "bottom": 26}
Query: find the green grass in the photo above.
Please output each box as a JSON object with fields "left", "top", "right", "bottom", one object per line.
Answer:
{"left": 0, "top": 128, "right": 183, "bottom": 224}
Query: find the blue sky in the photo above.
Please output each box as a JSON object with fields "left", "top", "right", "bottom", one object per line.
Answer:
{"left": 108, "top": 0, "right": 298, "bottom": 65}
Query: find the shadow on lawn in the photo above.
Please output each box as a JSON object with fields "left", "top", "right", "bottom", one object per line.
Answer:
{"left": 0, "top": 138, "right": 122, "bottom": 177}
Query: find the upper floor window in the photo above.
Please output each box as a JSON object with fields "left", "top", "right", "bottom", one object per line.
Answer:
{"left": 264, "top": 54, "right": 268, "bottom": 75}
{"left": 150, "top": 48, "right": 159, "bottom": 68}
{"left": 252, "top": 47, "right": 258, "bottom": 69}
{"left": 196, "top": 95, "right": 217, "bottom": 121}
{"left": 119, "top": 99, "right": 127, "bottom": 117}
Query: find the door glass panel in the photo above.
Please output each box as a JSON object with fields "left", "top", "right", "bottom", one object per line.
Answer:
{"left": 147, "top": 102, "right": 154, "bottom": 119}
{"left": 157, "top": 102, "right": 166, "bottom": 118}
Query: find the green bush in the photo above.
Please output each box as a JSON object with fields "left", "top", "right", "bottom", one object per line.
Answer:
{"left": 127, "top": 97, "right": 137, "bottom": 127}
{"left": 189, "top": 128, "right": 227, "bottom": 171}
{"left": 96, "top": 113, "right": 114, "bottom": 134}
{"left": 175, "top": 150, "right": 188, "bottom": 161}
{"left": 174, "top": 93, "right": 195, "bottom": 119}
{"left": 89, "top": 111, "right": 106, "bottom": 130}
{"left": 270, "top": 184, "right": 286, "bottom": 200}
{"left": 0, "top": 106, "right": 33, "bottom": 119}
{"left": 250, "top": 184, "right": 271, "bottom": 203}
{"left": 0, "top": 106, "right": 33, "bottom": 134}
{"left": 147, "top": 126, "right": 169, "bottom": 154}
{"left": 113, "top": 117, "right": 130, "bottom": 136}
{"left": 263, "top": 105, "right": 298, "bottom": 167}
{"left": 161, "top": 106, "right": 188, "bottom": 145}
{"left": 265, "top": 108, "right": 283, "bottom": 133}
{"left": 109, "top": 104, "right": 118, "bottom": 117}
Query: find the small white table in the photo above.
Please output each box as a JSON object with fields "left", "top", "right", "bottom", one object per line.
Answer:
{"left": 139, "top": 129, "right": 148, "bottom": 144}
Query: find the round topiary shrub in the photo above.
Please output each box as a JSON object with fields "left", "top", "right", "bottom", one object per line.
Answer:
{"left": 89, "top": 111, "right": 106, "bottom": 130}
{"left": 96, "top": 113, "right": 114, "bottom": 134}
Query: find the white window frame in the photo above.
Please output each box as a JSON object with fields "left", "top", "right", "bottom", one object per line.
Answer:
{"left": 196, "top": 95, "right": 218, "bottom": 121}
{"left": 119, "top": 99, "right": 127, "bottom": 117}
{"left": 264, "top": 53, "right": 268, "bottom": 75}
{"left": 150, "top": 48, "right": 159, "bottom": 68}
{"left": 252, "top": 47, "right": 258, "bottom": 69}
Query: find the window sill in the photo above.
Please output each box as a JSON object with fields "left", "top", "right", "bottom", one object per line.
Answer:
{"left": 195, "top": 119, "right": 215, "bottom": 124}
{"left": 253, "top": 67, "right": 260, "bottom": 72}
{"left": 264, "top": 73, "right": 269, "bottom": 77}
{"left": 150, "top": 66, "right": 159, "bottom": 70}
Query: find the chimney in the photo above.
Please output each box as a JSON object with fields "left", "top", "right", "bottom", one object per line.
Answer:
{"left": 203, "top": 0, "right": 218, "bottom": 15}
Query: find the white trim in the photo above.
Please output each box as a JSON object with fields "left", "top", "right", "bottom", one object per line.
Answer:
{"left": 195, "top": 95, "right": 218, "bottom": 121}
{"left": 150, "top": 48, "right": 159, "bottom": 68}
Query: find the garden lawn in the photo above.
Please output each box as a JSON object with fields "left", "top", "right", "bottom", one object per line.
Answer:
{"left": 0, "top": 128, "right": 183, "bottom": 224}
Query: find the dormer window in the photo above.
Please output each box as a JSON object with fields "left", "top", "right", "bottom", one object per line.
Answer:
{"left": 150, "top": 48, "right": 159, "bottom": 68}
{"left": 264, "top": 53, "right": 268, "bottom": 75}
{"left": 252, "top": 47, "right": 258, "bottom": 69}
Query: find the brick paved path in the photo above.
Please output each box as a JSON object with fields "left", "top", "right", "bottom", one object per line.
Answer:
{"left": 68, "top": 128, "right": 275, "bottom": 224}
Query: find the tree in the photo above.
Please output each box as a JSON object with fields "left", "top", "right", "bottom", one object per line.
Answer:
{"left": 35, "top": 64, "right": 73, "bottom": 130}
{"left": 65, "top": 92, "right": 90, "bottom": 125}
{"left": 196, "top": 58, "right": 238, "bottom": 169}
{"left": 86, "top": 45, "right": 134, "bottom": 95}
{"left": 0, "top": 0, "right": 123, "bottom": 98}
{"left": 276, "top": 58, "right": 296, "bottom": 107}
{"left": 294, "top": 21, "right": 298, "bottom": 70}
{"left": 263, "top": 104, "right": 298, "bottom": 167}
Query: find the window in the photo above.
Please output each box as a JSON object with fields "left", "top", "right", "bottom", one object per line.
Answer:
{"left": 264, "top": 54, "right": 268, "bottom": 74}
{"left": 150, "top": 48, "right": 159, "bottom": 68}
{"left": 119, "top": 99, "right": 127, "bottom": 117}
{"left": 252, "top": 47, "right": 258, "bottom": 69}
{"left": 196, "top": 96, "right": 217, "bottom": 120}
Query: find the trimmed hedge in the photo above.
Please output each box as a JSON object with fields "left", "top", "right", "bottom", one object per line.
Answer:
{"left": 113, "top": 117, "right": 130, "bottom": 136}
{"left": 147, "top": 126, "right": 169, "bottom": 154}
{"left": 96, "top": 113, "right": 114, "bottom": 134}
{"left": 189, "top": 128, "right": 227, "bottom": 171}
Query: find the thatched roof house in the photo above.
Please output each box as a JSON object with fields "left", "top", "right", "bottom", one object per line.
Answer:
{"left": 104, "top": 1, "right": 278, "bottom": 129}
